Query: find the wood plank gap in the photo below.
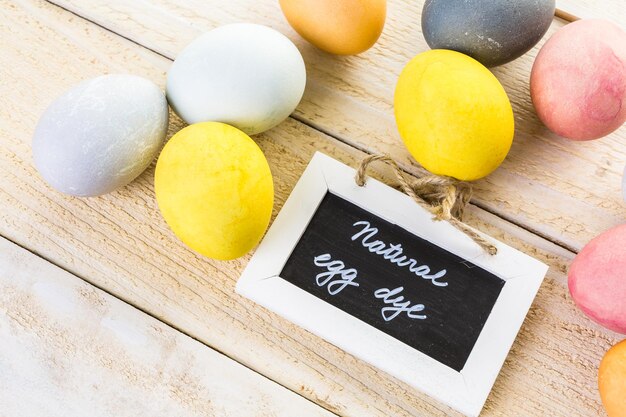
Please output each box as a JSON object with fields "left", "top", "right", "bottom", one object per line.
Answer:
{"left": 469, "top": 199, "right": 579, "bottom": 254}
{"left": 0, "top": 231, "right": 342, "bottom": 417}
{"left": 45, "top": 0, "right": 173, "bottom": 62}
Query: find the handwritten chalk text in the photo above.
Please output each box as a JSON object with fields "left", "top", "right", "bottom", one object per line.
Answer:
{"left": 374, "top": 287, "right": 427, "bottom": 321}
{"left": 351, "top": 221, "right": 448, "bottom": 287}
{"left": 313, "top": 253, "right": 360, "bottom": 295}
{"left": 313, "top": 253, "right": 427, "bottom": 322}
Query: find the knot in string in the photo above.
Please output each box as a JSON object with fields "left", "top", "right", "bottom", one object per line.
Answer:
{"left": 355, "top": 154, "right": 497, "bottom": 256}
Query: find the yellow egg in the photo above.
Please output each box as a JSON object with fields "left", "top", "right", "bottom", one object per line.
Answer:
{"left": 155, "top": 122, "right": 274, "bottom": 260}
{"left": 394, "top": 49, "right": 514, "bottom": 181}
{"left": 279, "top": 0, "right": 386, "bottom": 55}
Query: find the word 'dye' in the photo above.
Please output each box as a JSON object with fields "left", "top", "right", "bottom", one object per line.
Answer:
{"left": 374, "top": 287, "right": 426, "bottom": 321}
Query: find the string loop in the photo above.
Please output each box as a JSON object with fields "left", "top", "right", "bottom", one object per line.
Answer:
{"left": 355, "top": 154, "right": 498, "bottom": 256}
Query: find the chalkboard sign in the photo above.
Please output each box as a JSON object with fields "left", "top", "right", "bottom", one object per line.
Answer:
{"left": 237, "top": 152, "right": 547, "bottom": 417}
{"left": 280, "top": 192, "right": 505, "bottom": 371}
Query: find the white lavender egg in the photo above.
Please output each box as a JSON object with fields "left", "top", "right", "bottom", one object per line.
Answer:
{"left": 33, "top": 74, "right": 169, "bottom": 197}
{"left": 166, "top": 23, "right": 306, "bottom": 135}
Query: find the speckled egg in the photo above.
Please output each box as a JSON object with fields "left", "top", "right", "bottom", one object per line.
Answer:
{"left": 568, "top": 224, "right": 626, "bottom": 334}
{"left": 33, "top": 74, "right": 169, "bottom": 197}
{"left": 166, "top": 24, "right": 306, "bottom": 135}
{"left": 531, "top": 19, "right": 626, "bottom": 140}
{"left": 599, "top": 340, "right": 626, "bottom": 417}
{"left": 394, "top": 49, "right": 514, "bottom": 181}
{"left": 279, "top": 0, "right": 386, "bottom": 55}
{"left": 154, "top": 122, "right": 274, "bottom": 260}
{"left": 421, "top": 0, "right": 555, "bottom": 67}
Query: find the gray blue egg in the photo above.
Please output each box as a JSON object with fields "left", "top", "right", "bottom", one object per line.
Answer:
{"left": 33, "top": 74, "right": 169, "bottom": 197}
{"left": 421, "top": 0, "right": 555, "bottom": 67}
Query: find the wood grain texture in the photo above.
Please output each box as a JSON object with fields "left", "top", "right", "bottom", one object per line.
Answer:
{"left": 557, "top": 0, "right": 626, "bottom": 24}
{"left": 0, "top": 237, "right": 332, "bottom": 417}
{"left": 0, "top": 1, "right": 622, "bottom": 416}
{"left": 47, "top": 0, "right": 626, "bottom": 253}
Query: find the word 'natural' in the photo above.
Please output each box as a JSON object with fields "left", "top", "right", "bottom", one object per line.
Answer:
{"left": 351, "top": 221, "right": 448, "bottom": 287}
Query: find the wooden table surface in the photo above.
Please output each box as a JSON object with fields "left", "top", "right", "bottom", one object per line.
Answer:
{"left": 1, "top": 1, "right": 624, "bottom": 416}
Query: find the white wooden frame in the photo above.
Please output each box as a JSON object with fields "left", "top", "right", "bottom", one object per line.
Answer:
{"left": 236, "top": 152, "right": 548, "bottom": 417}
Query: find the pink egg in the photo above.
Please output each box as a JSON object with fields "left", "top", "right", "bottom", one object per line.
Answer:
{"left": 531, "top": 19, "right": 626, "bottom": 140}
{"left": 568, "top": 224, "right": 626, "bottom": 334}
{"left": 622, "top": 164, "right": 626, "bottom": 202}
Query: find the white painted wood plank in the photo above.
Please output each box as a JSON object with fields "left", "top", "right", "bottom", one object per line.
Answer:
{"left": 0, "top": 236, "right": 332, "bottom": 417}
{"left": 557, "top": 0, "right": 626, "bottom": 25}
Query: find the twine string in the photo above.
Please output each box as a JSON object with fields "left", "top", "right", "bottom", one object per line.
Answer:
{"left": 355, "top": 154, "right": 498, "bottom": 256}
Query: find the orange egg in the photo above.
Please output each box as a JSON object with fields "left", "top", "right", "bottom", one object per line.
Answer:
{"left": 279, "top": 0, "right": 386, "bottom": 55}
{"left": 599, "top": 339, "right": 626, "bottom": 417}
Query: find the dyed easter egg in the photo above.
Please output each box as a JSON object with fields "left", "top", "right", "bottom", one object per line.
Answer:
{"left": 422, "top": 0, "right": 554, "bottom": 67}
{"left": 167, "top": 24, "right": 306, "bottom": 135}
{"left": 155, "top": 122, "right": 274, "bottom": 260}
{"left": 279, "top": 0, "right": 386, "bottom": 55}
{"left": 599, "top": 340, "right": 626, "bottom": 417}
{"left": 623, "top": 164, "right": 626, "bottom": 202}
{"left": 33, "top": 74, "right": 169, "bottom": 197}
{"left": 531, "top": 19, "right": 626, "bottom": 140}
{"left": 568, "top": 224, "right": 626, "bottom": 334}
{"left": 394, "top": 50, "right": 514, "bottom": 181}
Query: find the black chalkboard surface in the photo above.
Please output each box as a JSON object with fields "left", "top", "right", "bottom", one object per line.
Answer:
{"left": 280, "top": 192, "right": 505, "bottom": 372}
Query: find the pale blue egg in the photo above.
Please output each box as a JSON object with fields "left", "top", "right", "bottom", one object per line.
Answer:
{"left": 33, "top": 74, "right": 169, "bottom": 197}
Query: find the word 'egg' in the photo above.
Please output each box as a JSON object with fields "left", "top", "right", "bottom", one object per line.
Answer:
{"left": 568, "top": 223, "right": 626, "bottom": 334}
{"left": 33, "top": 74, "right": 169, "bottom": 197}
{"left": 394, "top": 50, "right": 514, "bottom": 181}
{"left": 279, "top": 0, "right": 386, "bottom": 55}
{"left": 155, "top": 122, "right": 274, "bottom": 261}
{"left": 167, "top": 24, "right": 306, "bottom": 135}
